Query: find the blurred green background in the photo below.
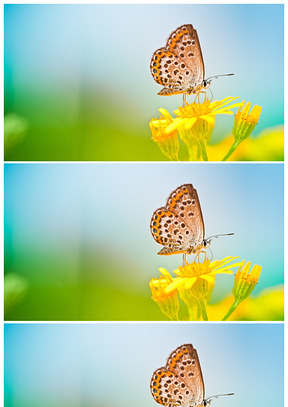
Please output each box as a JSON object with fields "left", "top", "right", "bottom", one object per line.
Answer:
{"left": 4, "top": 163, "right": 284, "bottom": 321}
{"left": 4, "top": 4, "right": 284, "bottom": 161}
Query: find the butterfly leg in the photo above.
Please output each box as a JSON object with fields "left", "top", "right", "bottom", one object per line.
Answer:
{"left": 183, "top": 253, "right": 187, "bottom": 265}
{"left": 195, "top": 250, "right": 207, "bottom": 263}
{"left": 197, "top": 91, "right": 208, "bottom": 103}
{"left": 183, "top": 93, "right": 188, "bottom": 106}
{"left": 194, "top": 92, "right": 204, "bottom": 104}
{"left": 208, "top": 87, "right": 214, "bottom": 101}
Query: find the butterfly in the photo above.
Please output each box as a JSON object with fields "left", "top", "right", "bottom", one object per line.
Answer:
{"left": 150, "top": 343, "right": 234, "bottom": 407}
{"left": 150, "top": 184, "right": 233, "bottom": 256}
{"left": 150, "top": 24, "right": 233, "bottom": 96}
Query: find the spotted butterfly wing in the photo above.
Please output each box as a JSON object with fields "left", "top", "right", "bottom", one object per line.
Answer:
{"left": 150, "top": 184, "right": 205, "bottom": 255}
{"left": 150, "top": 367, "right": 187, "bottom": 407}
{"left": 166, "top": 344, "right": 205, "bottom": 405}
{"left": 150, "top": 208, "right": 193, "bottom": 255}
{"left": 165, "top": 184, "right": 205, "bottom": 245}
{"left": 150, "top": 24, "right": 205, "bottom": 96}
{"left": 150, "top": 344, "right": 205, "bottom": 407}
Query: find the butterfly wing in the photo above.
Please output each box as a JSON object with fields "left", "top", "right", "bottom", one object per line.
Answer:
{"left": 165, "top": 184, "right": 205, "bottom": 248}
{"left": 150, "top": 207, "right": 196, "bottom": 255}
{"left": 150, "top": 367, "right": 198, "bottom": 407}
{"left": 150, "top": 48, "right": 188, "bottom": 95}
{"left": 150, "top": 48, "right": 178, "bottom": 86}
{"left": 165, "top": 344, "right": 205, "bottom": 405}
{"left": 150, "top": 25, "right": 205, "bottom": 95}
{"left": 166, "top": 25, "right": 205, "bottom": 85}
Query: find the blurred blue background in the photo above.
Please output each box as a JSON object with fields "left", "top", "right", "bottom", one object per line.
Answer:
{"left": 4, "top": 4, "right": 284, "bottom": 160}
{"left": 4, "top": 323, "right": 284, "bottom": 407}
{"left": 4, "top": 163, "right": 284, "bottom": 320}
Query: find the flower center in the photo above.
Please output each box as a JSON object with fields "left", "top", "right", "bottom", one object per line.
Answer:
{"left": 177, "top": 100, "right": 212, "bottom": 118}
{"left": 178, "top": 259, "right": 211, "bottom": 278}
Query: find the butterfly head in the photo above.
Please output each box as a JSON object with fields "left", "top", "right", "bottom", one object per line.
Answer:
{"left": 202, "top": 400, "right": 212, "bottom": 407}
{"left": 201, "top": 79, "right": 212, "bottom": 91}
{"left": 204, "top": 73, "right": 234, "bottom": 89}
{"left": 202, "top": 238, "right": 212, "bottom": 249}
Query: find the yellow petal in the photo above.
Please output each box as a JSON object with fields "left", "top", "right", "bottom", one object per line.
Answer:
{"left": 165, "top": 278, "right": 185, "bottom": 293}
{"left": 211, "top": 96, "right": 240, "bottom": 110}
{"left": 211, "top": 256, "right": 240, "bottom": 269}
{"left": 199, "top": 115, "right": 216, "bottom": 124}
{"left": 158, "top": 267, "right": 173, "bottom": 281}
{"left": 166, "top": 118, "right": 187, "bottom": 133}
{"left": 184, "top": 117, "right": 197, "bottom": 130}
{"left": 209, "top": 269, "right": 234, "bottom": 275}
{"left": 158, "top": 108, "right": 173, "bottom": 123}
{"left": 185, "top": 277, "right": 197, "bottom": 289}
{"left": 201, "top": 275, "right": 215, "bottom": 284}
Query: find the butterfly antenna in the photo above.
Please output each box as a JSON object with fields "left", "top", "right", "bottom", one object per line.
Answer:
{"left": 206, "top": 393, "right": 235, "bottom": 403}
{"left": 206, "top": 393, "right": 235, "bottom": 402}
{"left": 206, "top": 233, "right": 234, "bottom": 241}
{"left": 206, "top": 73, "right": 234, "bottom": 81}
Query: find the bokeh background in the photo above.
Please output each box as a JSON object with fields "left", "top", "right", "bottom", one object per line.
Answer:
{"left": 4, "top": 323, "right": 284, "bottom": 407}
{"left": 4, "top": 4, "right": 284, "bottom": 160}
{"left": 4, "top": 163, "right": 284, "bottom": 321}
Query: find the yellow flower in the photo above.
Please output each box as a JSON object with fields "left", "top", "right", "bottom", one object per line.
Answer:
{"left": 232, "top": 101, "right": 262, "bottom": 143}
{"left": 166, "top": 97, "right": 242, "bottom": 161}
{"left": 167, "top": 256, "right": 242, "bottom": 321}
{"left": 149, "top": 108, "right": 179, "bottom": 161}
{"left": 167, "top": 256, "right": 242, "bottom": 293}
{"left": 168, "top": 97, "right": 242, "bottom": 134}
{"left": 149, "top": 268, "right": 179, "bottom": 321}
{"left": 222, "top": 261, "right": 262, "bottom": 321}
{"left": 222, "top": 101, "right": 262, "bottom": 161}
{"left": 232, "top": 261, "right": 262, "bottom": 303}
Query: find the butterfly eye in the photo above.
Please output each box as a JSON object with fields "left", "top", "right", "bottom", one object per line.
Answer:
{"left": 203, "top": 80, "right": 208, "bottom": 87}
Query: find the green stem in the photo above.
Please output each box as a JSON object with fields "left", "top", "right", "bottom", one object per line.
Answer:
{"left": 222, "top": 141, "right": 240, "bottom": 161}
{"left": 199, "top": 140, "right": 208, "bottom": 161}
{"left": 199, "top": 299, "right": 208, "bottom": 321}
{"left": 195, "top": 303, "right": 202, "bottom": 320}
{"left": 187, "top": 300, "right": 201, "bottom": 321}
{"left": 187, "top": 142, "right": 201, "bottom": 161}
{"left": 187, "top": 307, "right": 196, "bottom": 321}
{"left": 221, "top": 301, "right": 240, "bottom": 321}
{"left": 187, "top": 145, "right": 196, "bottom": 161}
